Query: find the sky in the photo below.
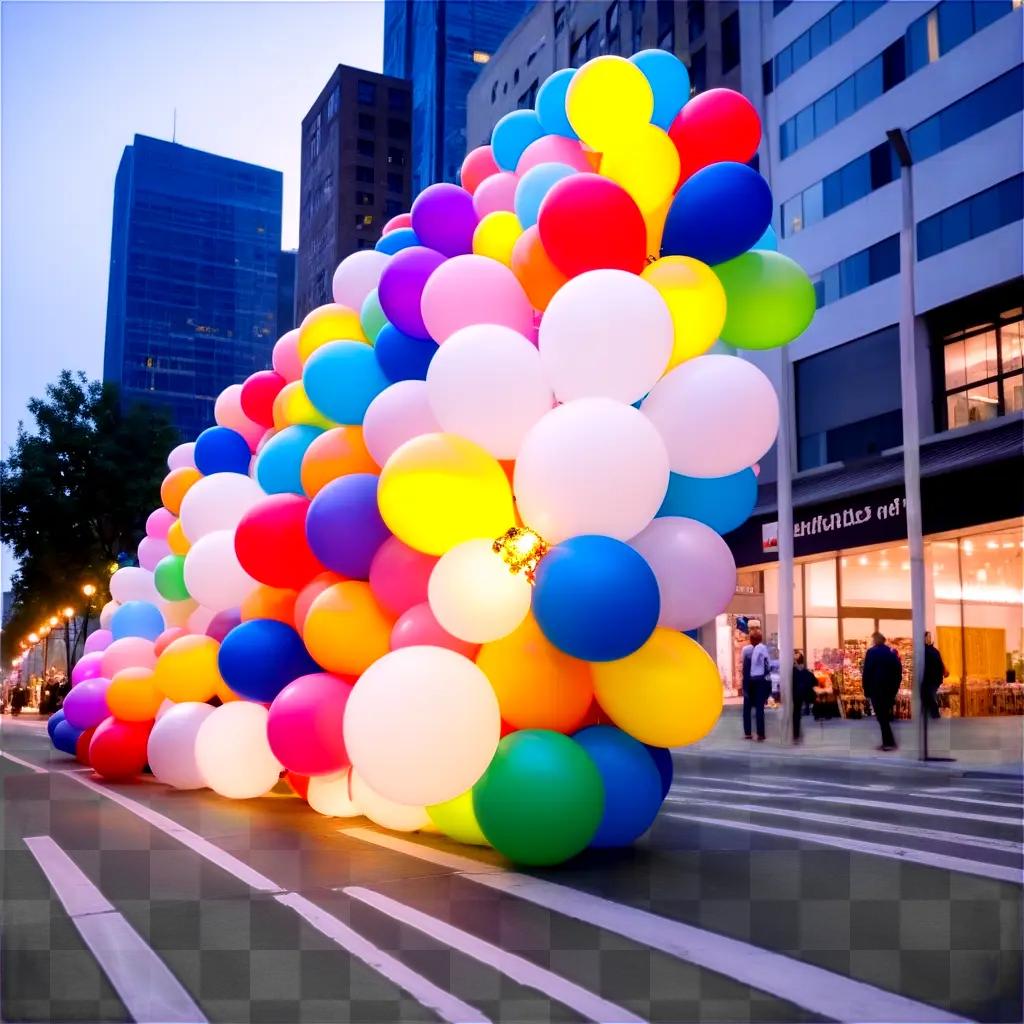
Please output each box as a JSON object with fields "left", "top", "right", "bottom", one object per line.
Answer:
{"left": 0, "top": 0, "right": 385, "bottom": 588}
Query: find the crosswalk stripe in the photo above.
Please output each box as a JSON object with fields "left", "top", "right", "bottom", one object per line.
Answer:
{"left": 676, "top": 771, "right": 895, "bottom": 794}
{"left": 907, "top": 790, "right": 1024, "bottom": 809}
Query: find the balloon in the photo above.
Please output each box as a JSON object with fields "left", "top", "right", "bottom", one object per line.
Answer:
{"left": 137, "top": 536, "right": 170, "bottom": 572}
{"left": 471, "top": 210, "right": 522, "bottom": 267}
{"left": 62, "top": 677, "right": 111, "bottom": 729}
{"left": 630, "top": 517, "right": 737, "bottom": 630}
{"left": 153, "top": 556, "right": 189, "bottom": 602}
{"left": 183, "top": 530, "right": 257, "bottom": 611}
{"left": 369, "top": 537, "right": 437, "bottom": 617}
{"left": 350, "top": 770, "right": 429, "bottom": 832}
{"left": 378, "top": 434, "right": 515, "bottom": 556}
{"left": 362, "top": 381, "right": 440, "bottom": 467}
{"left": 420, "top": 254, "right": 534, "bottom": 344}
{"left": 195, "top": 702, "right": 283, "bottom": 800}
{"left": 300, "top": 426, "right": 377, "bottom": 498}
{"left": 630, "top": 49, "right": 690, "bottom": 130}
{"left": 235, "top": 494, "right": 325, "bottom": 590}
{"left": 532, "top": 535, "right": 660, "bottom": 661}
{"left": 194, "top": 426, "right": 251, "bottom": 476}
{"left": 154, "top": 634, "right": 225, "bottom": 703}
{"left": 411, "top": 183, "right": 478, "bottom": 257}
{"left": 535, "top": 67, "right": 578, "bottom": 138}
{"left": 106, "top": 666, "right": 163, "bottom": 722}
{"left": 641, "top": 355, "right": 779, "bottom": 477}
{"left": 572, "top": 725, "right": 663, "bottom": 846}
{"left": 82, "top": 630, "right": 113, "bottom": 656}
{"left": 297, "top": 303, "right": 368, "bottom": 364}
{"left": 472, "top": 171, "right": 519, "bottom": 219}
{"left": 426, "top": 324, "right": 552, "bottom": 459}
{"left": 205, "top": 608, "right": 241, "bottom": 644}
{"left": 146, "top": 508, "right": 176, "bottom": 540}
{"left": 302, "top": 581, "right": 394, "bottom": 676}
{"left": 89, "top": 717, "right": 152, "bottom": 781}
{"left": 427, "top": 789, "right": 489, "bottom": 846}
{"left": 390, "top": 602, "right": 479, "bottom": 659}
{"left": 255, "top": 425, "right": 322, "bottom": 495}
{"left": 48, "top": 709, "right": 66, "bottom": 740}
{"left": 110, "top": 566, "right": 159, "bottom": 605}
{"left": 100, "top": 636, "right": 156, "bottom": 678}
{"left": 272, "top": 380, "right": 334, "bottom": 430}
{"left": 303, "top": 341, "right": 390, "bottom": 425}
{"left": 661, "top": 163, "right": 772, "bottom": 267}
{"left": 307, "top": 768, "right": 361, "bottom": 817}
{"left": 375, "top": 226, "right": 420, "bottom": 255}
{"left": 537, "top": 174, "right": 646, "bottom": 277}
{"left": 167, "top": 442, "right": 195, "bottom": 472}
{"left": 592, "top": 629, "right": 723, "bottom": 747}
{"left": 167, "top": 520, "right": 190, "bottom": 555}
{"left": 179, "top": 472, "right": 264, "bottom": 542}
{"left": 267, "top": 672, "right": 354, "bottom": 776}
{"left": 344, "top": 645, "right": 500, "bottom": 806}
{"left": 306, "top": 474, "right": 390, "bottom": 580}
{"left": 273, "top": 329, "right": 303, "bottom": 382}
{"left": 373, "top": 324, "right": 437, "bottom": 383}
{"left": 218, "top": 619, "right": 320, "bottom": 703}
{"left": 510, "top": 225, "right": 568, "bottom": 312}
{"left": 712, "top": 251, "right": 815, "bottom": 350}
{"left": 476, "top": 613, "right": 593, "bottom": 733}
{"left": 641, "top": 257, "right": 727, "bottom": 368}
{"left": 99, "top": 600, "right": 119, "bottom": 630}
{"left": 153, "top": 627, "right": 186, "bottom": 656}
{"left": 147, "top": 702, "right": 215, "bottom": 789}
{"left": 599, "top": 124, "right": 679, "bottom": 217}
{"left": 360, "top": 288, "right": 387, "bottom": 342}
{"left": 565, "top": 55, "right": 654, "bottom": 151}
{"left": 460, "top": 145, "right": 500, "bottom": 194}
{"left": 377, "top": 246, "right": 446, "bottom": 340}
{"left": 240, "top": 370, "right": 287, "bottom": 428}
{"left": 517, "top": 136, "right": 590, "bottom": 176}
{"left": 186, "top": 605, "right": 217, "bottom": 636}
{"left": 75, "top": 727, "right": 96, "bottom": 766}
{"left": 72, "top": 651, "right": 104, "bottom": 685}
{"left": 472, "top": 730, "right": 604, "bottom": 866}
{"left": 514, "top": 163, "right": 577, "bottom": 229}
{"left": 110, "top": 601, "right": 164, "bottom": 642}
{"left": 491, "top": 109, "right": 545, "bottom": 171}
{"left": 294, "top": 572, "right": 343, "bottom": 633}
{"left": 658, "top": 469, "right": 758, "bottom": 535}
{"left": 669, "top": 87, "right": 761, "bottom": 186}
{"left": 285, "top": 771, "right": 310, "bottom": 799}
{"left": 752, "top": 224, "right": 778, "bottom": 251}
{"left": 646, "top": 744, "right": 674, "bottom": 798}
{"left": 240, "top": 585, "right": 297, "bottom": 625}
{"left": 157, "top": 596, "right": 196, "bottom": 629}
{"left": 52, "top": 719, "right": 83, "bottom": 756}
{"left": 332, "top": 249, "right": 390, "bottom": 310}
{"left": 514, "top": 399, "right": 669, "bottom": 543}
{"left": 382, "top": 212, "right": 412, "bottom": 235}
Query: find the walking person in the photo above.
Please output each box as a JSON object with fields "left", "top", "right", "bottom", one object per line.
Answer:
{"left": 791, "top": 652, "right": 818, "bottom": 744}
{"left": 10, "top": 683, "right": 27, "bottom": 718}
{"left": 742, "top": 626, "right": 772, "bottom": 742}
{"left": 922, "top": 631, "right": 948, "bottom": 719}
{"left": 862, "top": 632, "right": 902, "bottom": 751}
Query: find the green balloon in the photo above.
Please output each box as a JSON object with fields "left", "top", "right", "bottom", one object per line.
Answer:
{"left": 712, "top": 250, "right": 816, "bottom": 350}
{"left": 153, "top": 554, "right": 189, "bottom": 602}
{"left": 360, "top": 288, "right": 388, "bottom": 343}
{"left": 472, "top": 730, "right": 604, "bottom": 866}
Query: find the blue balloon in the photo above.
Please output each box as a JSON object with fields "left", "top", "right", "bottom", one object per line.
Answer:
{"left": 644, "top": 744, "right": 674, "bottom": 799}
{"left": 255, "top": 425, "right": 322, "bottom": 495}
{"left": 657, "top": 468, "right": 757, "bottom": 535}
{"left": 374, "top": 323, "right": 436, "bottom": 382}
{"left": 514, "top": 162, "right": 577, "bottom": 229}
{"left": 52, "top": 719, "right": 83, "bottom": 756}
{"left": 662, "top": 162, "right": 772, "bottom": 266}
{"left": 194, "top": 426, "right": 251, "bottom": 476}
{"left": 752, "top": 223, "right": 779, "bottom": 251}
{"left": 306, "top": 474, "right": 391, "bottom": 580}
{"left": 630, "top": 50, "right": 690, "bottom": 130}
{"left": 110, "top": 601, "right": 165, "bottom": 642}
{"left": 491, "top": 109, "right": 546, "bottom": 172}
{"left": 47, "top": 708, "right": 65, "bottom": 741}
{"left": 533, "top": 536, "right": 660, "bottom": 662}
{"left": 535, "top": 68, "right": 578, "bottom": 139}
{"left": 218, "top": 619, "right": 320, "bottom": 703}
{"left": 573, "top": 726, "right": 664, "bottom": 847}
{"left": 376, "top": 227, "right": 421, "bottom": 255}
{"left": 303, "top": 341, "right": 390, "bottom": 426}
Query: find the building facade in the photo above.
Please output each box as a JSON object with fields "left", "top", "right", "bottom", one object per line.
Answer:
{"left": 103, "top": 135, "right": 283, "bottom": 442}
{"left": 296, "top": 65, "right": 412, "bottom": 320}
{"left": 277, "top": 250, "right": 297, "bottom": 334}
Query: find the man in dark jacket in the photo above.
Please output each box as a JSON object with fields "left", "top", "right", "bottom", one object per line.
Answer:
{"left": 791, "top": 652, "right": 817, "bottom": 743}
{"left": 862, "top": 632, "right": 902, "bottom": 750}
{"left": 922, "top": 631, "right": 948, "bottom": 719}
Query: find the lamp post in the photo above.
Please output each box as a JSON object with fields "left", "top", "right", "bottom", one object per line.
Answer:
{"left": 62, "top": 607, "right": 75, "bottom": 678}
{"left": 77, "top": 584, "right": 97, "bottom": 665}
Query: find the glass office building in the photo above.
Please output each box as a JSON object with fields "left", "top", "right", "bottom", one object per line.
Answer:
{"left": 103, "top": 135, "right": 283, "bottom": 442}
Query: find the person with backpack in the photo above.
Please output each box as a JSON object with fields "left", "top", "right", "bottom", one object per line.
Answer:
{"left": 742, "top": 626, "right": 772, "bottom": 742}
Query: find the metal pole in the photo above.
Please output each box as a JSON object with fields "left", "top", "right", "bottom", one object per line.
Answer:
{"left": 777, "top": 346, "right": 795, "bottom": 743}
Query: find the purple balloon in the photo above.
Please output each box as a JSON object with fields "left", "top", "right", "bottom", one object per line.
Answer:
{"left": 71, "top": 650, "right": 104, "bottom": 686}
{"left": 411, "top": 183, "right": 479, "bottom": 258}
{"left": 377, "top": 246, "right": 446, "bottom": 340}
{"left": 305, "top": 473, "right": 391, "bottom": 580}
{"left": 206, "top": 608, "right": 242, "bottom": 644}
{"left": 62, "top": 677, "right": 112, "bottom": 730}
{"left": 83, "top": 628, "right": 113, "bottom": 655}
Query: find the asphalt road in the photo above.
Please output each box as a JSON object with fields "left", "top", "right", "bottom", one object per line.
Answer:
{"left": 2, "top": 714, "right": 1021, "bottom": 1024}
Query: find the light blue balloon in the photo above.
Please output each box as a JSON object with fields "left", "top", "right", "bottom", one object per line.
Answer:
{"left": 752, "top": 224, "right": 779, "bottom": 251}
{"left": 630, "top": 50, "right": 690, "bottom": 130}
{"left": 657, "top": 468, "right": 758, "bottom": 535}
{"left": 535, "top": 68, "right": 578, "bottom": 139}
{"left": 303, "top": 341, "right": 390, "bottom": 426}
{"left": 514, "top": 162, "right": 577, "bottom": 229}
{"left": 491, "top": 109, "right": 546, "bottom": 172}
{"left": 255, "top": 425, "right": 322, "bottom": 495}
{"left": 110, "top": 601, "right": 164, "bottom": 642}
{"left": 376, "top": 227, "right": 420, "bottom": 255}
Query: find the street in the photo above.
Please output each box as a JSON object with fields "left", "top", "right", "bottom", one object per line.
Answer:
{"left": 2, "top": 713, "right": 1020, "bottom": 1024}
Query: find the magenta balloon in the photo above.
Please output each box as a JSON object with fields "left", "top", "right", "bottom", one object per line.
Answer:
{"left": 83, "top": 629, "right": 113, "bottom": 656}
{"left": 146, "top": 508, "right": 176, "bottom": 540}
{"left": 266, "top": 673, "right": 354, "bottom": 776}
{"left": 62, "top": 677, "right": 112, "bottom": 730}
{"left": 411, "top": 183, "right": 479, "bottom": 258}
{"left": 377, "top": 246, "right": 446, "bottom": 340}
{"left": 71, "top": 651, "right": 105, "bottom": 685}
{"left": 390, "top": 602, "right": 479, "bottom": 659}
{"left": 368, "top": 537, "right": 438, "bottom": 617}
{"left": 206, "top": 608, "right": 242, "bottom": 644}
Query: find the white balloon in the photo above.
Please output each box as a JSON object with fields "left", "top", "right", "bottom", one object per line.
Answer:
{"left": 110, "top": 566, "right": 159, "bottom": 604}
{"left": 147, "top": 702, "right": 215, "bottom": 790}
{"left": 307, "top": 768, "right": 362, "bottom": 817}
{"left": 350, "top": 770, "right": 430, "bottom": 832}
{"left": 362, "top": 380, "right": 440, "bottom": 467}
{"left": 195, "top": 702, "right": 283, "bottom": 800}
{"left": 332, "top": 250, "right": 390, "bottom": 310}
{"left": 514, "top": 398, "right": 669, "bottom": 543}
{"left": 630, "top": 517, "right": 737, "bottom": 631}
{"left": 642, "top": 355, "right": 779, "bottom": 477}
{"left": 539, "top": 270, "right": 673, "bottom": 404}
{"left": 167, "top": 442, "right": 196, "bottom": 471}
{"left": 344, "top": 646, "right": 500, "bottom": 807}
{"left": 183, "top": 531, "right": 257, "bottom": 611}
{"left": 428, "top": 539, "right": 531, "bottom": 643}
{"left": 179, "top": 473, "right": 265, "bottom": 542}
{"left": 99, "top": 600, "right": 120, "bottom": 630}
{"left": 426, "top": 324, "right": 553, "bottom": 459}
{"left": 157, "top": 597, "right": 197, "bottom": 628}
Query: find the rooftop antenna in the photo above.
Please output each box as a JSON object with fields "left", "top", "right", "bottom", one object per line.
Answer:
{"left": 172, "top": 108, "right": 177, "bottom": 144}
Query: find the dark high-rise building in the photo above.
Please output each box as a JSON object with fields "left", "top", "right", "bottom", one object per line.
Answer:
{"left": 296, "top": 65, "right": 413, "bottom": 320}
{"left": 103, "top": 135, "right": 283, "bottom": 441}
{"left": 383, "top": 0, "right": 534, "bottom": 194}
{"left": 277, "top": 250, "right": 297, "bottom": 334}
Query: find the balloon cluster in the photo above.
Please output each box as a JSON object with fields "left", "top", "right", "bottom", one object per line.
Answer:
{"left": 49, "top": 51, "right": 814, "bottom": 866}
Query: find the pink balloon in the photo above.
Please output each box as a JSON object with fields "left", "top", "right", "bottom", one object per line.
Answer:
{"left": 421, "top": 255, "right": 534, "bottom": 343}
{"left": 517, "top": 136, "right": 591, "bottom": 176}
{"left": 272, "top": 329, "right": 303, "bottom": 383}
{"left": 461, "top": 145, "right": 500, "bottom": 194}
{"left": 753, "top": 463, "right": 761, "bottom": 477}
{"left": 100, "top": 637, "right": 157, "bottom": 679}
{"left": 206, "top": 608, "right": 241, "bottom": 644}
{"left": 83, "top": 629, "right": 113, "bottom": 656}
{"left": 390, "top": 602, "right": 479, "bottom": 659}
{"left": 187, "top": 605, "right": 217, "bottom": 635}
{"left": 214, "top": 384, "right": 265, "bottom": 451}
{"left": 71, "top": 650, "right": 105, "bottom": 685}
{"left": 472, "top": 172, "right": 518, "bottom": 218}
{"left": 167, "top": 443, "right": 195, "bottom": 472}
{"left": 138, "top": 536, "right": 171, "bottom": 572}
{"left": 146, "top": 508, "right": 176, "bottom": 540}
{"left": 362, "top": 380, "right": 439, "bottom": 467}
{"left": 369, "top": 537, "right": 438, "bottom": 617}
{"left": 267, "top": 673, "right": 355, "bottom": 776}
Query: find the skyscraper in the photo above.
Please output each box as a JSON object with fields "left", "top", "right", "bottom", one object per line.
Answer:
{"left": 103, "top": 135, "right": 283, "bottom": 441}
{"left": 277, "top": 250, "right": 298, "bottom": 334}
{"left": 383, "top": 0, "right": 534, "bottom": 193}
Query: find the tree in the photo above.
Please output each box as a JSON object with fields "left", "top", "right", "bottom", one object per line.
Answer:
{"left": 1, "top": 371, "right": 177, "bottom": 661}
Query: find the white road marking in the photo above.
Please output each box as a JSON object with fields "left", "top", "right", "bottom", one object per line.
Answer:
{"left": 24, "top": 835, "right": 207, "bottom": 1023}
{"left": 340, "top": 828, "right": 972, "bottom": 1024}
{"left": 908, "top": 790, "right": 1024, "bottom": 809}
{"left": 675, "top": 771, "right": 894, "bottom": 794}
{"left": 344, "top": 886, "right": 644, "bottom": 1023}
{"left": 1, "top": 750, "right": 49, "bottom": 774}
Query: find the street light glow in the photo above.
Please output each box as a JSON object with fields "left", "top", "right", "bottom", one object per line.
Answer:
{"left": 63, "top": 606, "right": 75, "bottom": 619}
{"left": 82, "top": 583, "right": 97, "bottom": 598}
{"left": 28, "top": 632, "right": 39, "bottom": 644}
{"left": 48, "top": 615, "right": 59, "bottom": 627}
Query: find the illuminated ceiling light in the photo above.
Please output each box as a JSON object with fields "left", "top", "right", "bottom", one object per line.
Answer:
{"left": 472, "top": 50, "right": 491, "bottom": 64}
{"left": 858, "top": 555, "right": 869, "bottom": 566}
{"left": 900, "top": 562, "right": 910, "bottom": 571}
{"left": 962, "top": 540, "right": 975, "bottom": 555}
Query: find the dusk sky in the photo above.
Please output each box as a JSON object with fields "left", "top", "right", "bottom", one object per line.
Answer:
{"left": 1, "top": 1, "right": 384, "bottom": 588}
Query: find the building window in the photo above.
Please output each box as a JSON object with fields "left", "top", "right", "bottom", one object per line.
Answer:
{"left": 943, "top": 310, "right": 1024, "bottom": 428}
{"left": 491, "top": 82, "right": 498, "bottom": 103}
{"left": 388, "top": 88, "right": 409, "bottom": 113}
{"left": 630, "top": 0, "right": 644, "bottom": 52}
{"left": 355, "top": 190, "right": 374, "bottom": 206}
{"left": 554, "top": 5, "right": 567, "bottom": 36}
{"left": 308, "top": 114, "right": 321, "bottom": 161}
{"left": 811, "top": 235, "right": 899, "bottom": 308}
{"left": 569, "top": 33, "right": 585, "bottom": 66}
{"left": 357, "top": 138, "right": 375, "bottom": 158}
{"left": 517, "top": 80, "right": 539, "bottom": 110}
{"left": 388, "top": 146, "right": 406, "bottom": 166}
{"left": 514, "top": 68, "right": 520, "bottom": 85}
{"left": 472, "top": 50, "right": 490, "bottom": 64}
{"left": 354, "top": 213, "right": 375, "bottom": 229}
{"left": 687, "top": 0, "right": 704, "bottom": 42}
{"left": 388, "top": 118, "right": 408, "bottom": 138}
{"left": 722, "top": 11, "right": 740, "bottom": 72}
{"left": 356, "top": 166, "right": 374, "bottom": 183}
{"left": 359, "top": 113, "right": 376, "bottom": 132}
{"left": 326, "top": 87, "right": 340, "bottom": 120}
{"left": 386, "top": 172, "right": 404, "bottom": 193}
{"left": 773, "top": 0, "right": 793, "bottom": 13}
{"left": 585, "top": 21, "right": 600, "bottom": 59}
{"left": 357, "top": 80, "right": 377, "bottom": 106}
{"left": 690, "top": 47, "right": 706, "bottom": 95}
{"left": 918, "top": 175, "right": 1024, "bottom": 260}
{"left": 607, "top": 1, "right": 620, "bottom": 34}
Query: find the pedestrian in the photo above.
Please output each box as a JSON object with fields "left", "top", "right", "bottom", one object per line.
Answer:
{"left": 791, "top": 652, "right": 818, "bottom": 744}
{"left": 10, "top": 683, "right": 27, "bottom": 717}
{"left": 922, "top": 631, "right": 948, "bottom": 720}
{"left": 862, "top": 632, "right": 901, "bottom": 751}
{"left": 742, "top": 625, "right": 772, "bottom": 742}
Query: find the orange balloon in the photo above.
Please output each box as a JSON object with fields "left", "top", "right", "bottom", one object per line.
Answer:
{"left": 476, "top": 613, "right": 593, "bottom": 732}
{"left": 511, "top": 226, "right": 569, "bottom": 311}
{"left": 241, "top": 585, "right": 298, "bottom": 624}
{"left": 166, "top": 519, "right": 190, "bottom": 555}
{"left": 106, "top": 667, "right": 163, "bottom": 722}
{"left": 213, "top": 677, "right": 241, "bottom": 704}
{"left": 301, "top": 426, "right": 378, "bottom": 497}
{"left": 297, "top": 303, "right": 368, "bottom": 363}
{"left": 160, "top": 467, "right": 202, "bottom": 516}
{"left": 293, "top": 571, "right": 344, "bottom": 633}
{"left": 302, "top": 581, "right": 394, "bottom": 676}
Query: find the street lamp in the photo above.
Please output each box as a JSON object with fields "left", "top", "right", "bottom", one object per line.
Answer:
{"left": 77, "top": 584, "right": 98, "bottom": 667}
{"left": 28, "top": 632, "right": 39, "bottom": 644}
{"left": 62, "top": 607, "right": 75, "bottom": 678}
{"left": 82, "top": 584, "right": 97, "bottom": 598}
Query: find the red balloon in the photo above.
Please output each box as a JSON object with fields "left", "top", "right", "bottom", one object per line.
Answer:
{"left": 537, "top": 174, "right": 646, "bottom": 278}
{"left": 285, "top": 771, "right": 311, "bottom": 800}
{"left": 460, "top": 145, "right": 500, "bottom": 195}
{"left": 382, "top": 213, "right": 412, "bottom": 235}
{"left": 669, "top": 88, "right": 761, "bottom": 188}
{"left": 76, "top": 727, "right": 97, "bottom": 765}
{"left": 89, "top": 717, "right": 152, "bottom": 780}
{"left": 154, "top": 627, "right": 187, "bottom": 656}
{"left": 235, "top": 494, "right": 325, "bottom": 590}
{"left": 294, "top": 571, "right": 344, "bottom": 633}
{"left": 240, "top": 370, "right": 287, "bottom": 428}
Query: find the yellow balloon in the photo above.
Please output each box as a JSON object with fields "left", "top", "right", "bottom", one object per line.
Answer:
{"left": 297, "top": 303, "right": 367, "bottom": 364}
{"left": 106, "top": 667, "right": 163, "bottom": 722}
{"left": 166, "top": 519, "right": 190, "bottom": 556}
{"left": 599, "top": 124, "right": 680, "bottom": 216}
{"left": 378, "top": 433, "right": 515, "bottom": 555}
{"left": 154, "top": 634, "right": 224, "bottom": 703}
{"left": 592, "top": 628, "right": 722, "bottom": 747}
{"left": 641, "top": 256, "right": 727, "bottom": 368}
{"left": 427, "top": 789, "right": 490, "bottom": 846}
{"left": 472, "top": 210, "right": 524, "bottom": 267}
{"left": 565, "top": 55, "right": 654, "bottom": 153}
{"left": 273, "top": 380, "right": 337, "bottom": 430}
